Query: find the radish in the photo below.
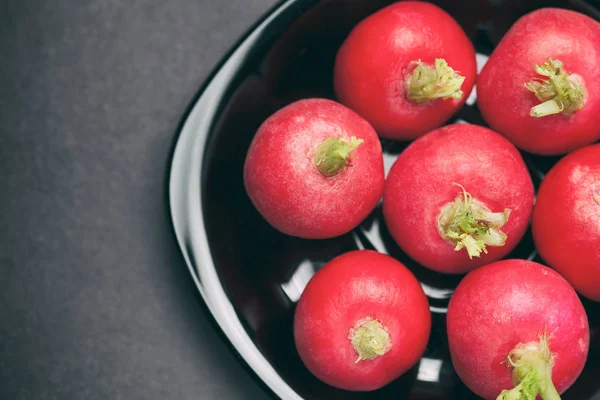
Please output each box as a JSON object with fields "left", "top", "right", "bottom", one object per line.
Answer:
{"left": 532, "top": 144, "right": 600, "bottom": 302}
{"left": 243, "top": 98, "right": 384, "bottom": 239}
{"left": 333, "top": 1, "right": 477, "bottom": 141}
{"left": 447, "top": 259, "right": 589, "bottom": 400}
{"left": 382, "top": 123, "right": 534, "bottom": 274}
{"left": 293, "top": 249, "right": 431, "bottom": 391}
{"left": 477, "top": 8, "right": 600, "bottom": 155}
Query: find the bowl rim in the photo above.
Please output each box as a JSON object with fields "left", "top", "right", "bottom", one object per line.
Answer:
{"left": 167, "top": 0, "right": 319, "bottom": 399}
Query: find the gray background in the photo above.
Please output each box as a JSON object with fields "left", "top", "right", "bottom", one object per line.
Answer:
{"left": 1, "top": 0, "right": 277, "bottom": 398}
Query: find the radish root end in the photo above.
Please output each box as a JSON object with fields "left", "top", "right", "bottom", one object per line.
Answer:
{"left": 312, "top": 136, "right": 363, "bottom": 177}
{"left": 525, "top": 58, "right": 585, "bottom": 118}
{"left": 348, "top": 317, "right": 391, "bottom": 363}
{"left": 437, "top": 183, "right": 511, "bottom": 259}
{"left": 406, "top": 58, "right": 465, "bottom": 103}
{"left": 497, "top": 331, "right": 561, "bottom": 400}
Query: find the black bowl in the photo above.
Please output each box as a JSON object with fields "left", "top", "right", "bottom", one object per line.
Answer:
{"left": 168, "top": 0, "right": 600, "bottom": 398}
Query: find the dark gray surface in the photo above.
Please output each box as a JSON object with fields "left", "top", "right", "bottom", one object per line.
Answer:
{"left": 0, "top": 0, "right": 277, "bottom": 398}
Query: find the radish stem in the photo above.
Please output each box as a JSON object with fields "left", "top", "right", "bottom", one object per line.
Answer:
{"left": 496, "top": 332, "right": 561, "bottom": 400}
{"left": 437, "top": 183, "right": 511, "bottom": 259}
{"left": 312, "top": 136, "right": 363, "bottom": 177}
{"left": 406, "top": 58, "right": 465, "bottom": 103}
{"left": 348, "top": 317, "right": 391, "bottom": 363}
{"left": 525, "top": 58, "right": 585, "bottom": 117}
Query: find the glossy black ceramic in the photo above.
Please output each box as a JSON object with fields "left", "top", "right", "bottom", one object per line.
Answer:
{"left": 168, "top": 0, "right": 600, "bottom": 398}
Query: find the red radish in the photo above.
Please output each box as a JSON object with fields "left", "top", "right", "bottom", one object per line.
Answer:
{"left": 532, "top": 144, "right": 600, "bottom": 302}
{"left": 243, "top": 98, "right": 384, "bottom": 239}
{"left": 333, "top": 1, "right": 477, "bottom": 141}
{"left": 293, "top": 250, "right": 431, "bottom": 391}
{"left": 447, "top": 259, "right": 589, "bottom": 400}
{"left": 382, "top": 123, "right": 534, "bottom": 274}
{"left": 477, "top": 8, "right": 600, "bottom": 155}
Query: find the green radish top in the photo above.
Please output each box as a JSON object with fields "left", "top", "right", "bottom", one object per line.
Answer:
{"left": 496, "top": 332, "right": 561, "bottom": 400}
{"left": 525, "top": 58, "right": 586, "bottom": 118}
{"left": 406, "top": 58, "right": 466, "bottom": 103}
{"left": 437, "top": 184, "right": 511, "bottom": 259}
{"left": 312, "top": 136, "right": 363, "bottom": 177}
{"left": 348, "top": 317, "right": 391, "bottom": 363}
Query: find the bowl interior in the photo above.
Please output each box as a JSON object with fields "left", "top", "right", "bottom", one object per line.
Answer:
{"left": 199, "top": 0, "right": 600, "bottom": 398}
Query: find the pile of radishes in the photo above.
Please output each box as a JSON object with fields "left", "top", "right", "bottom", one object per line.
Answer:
{"left": 243, "top": 2, "right": 600, "bottom": 399}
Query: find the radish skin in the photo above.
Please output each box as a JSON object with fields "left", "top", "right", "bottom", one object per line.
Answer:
{"left": 447, "top": 259, "right": 589, "bottom": 400}
{"left": 334, "top": 1, "right": 476, "bottom": 141}
{"left": 243, "top": 98, "right": 384, "bottom": 239}
{"left": 382, "top": 124, "right": 534, "bottom": 274}
{"left": 293, "top": 250, "right": 431, "bottom": 391}
{"left": 477, "top": 8, "right": 600, "bottom": 155}
{"left": 532, "top": 143, "right": 600, "bottom": 302}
